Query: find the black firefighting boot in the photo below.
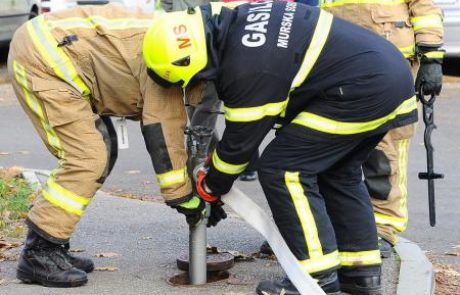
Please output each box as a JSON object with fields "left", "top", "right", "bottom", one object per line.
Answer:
{"left": 62, "top": 243, "right": 95, "bottom": 273}
{"left": 259, "top": 240, "right": 274, "bottom": 255}
{"left": 378, "top": 237, "right": 393, "bottom": 259}
{"left": 256, "top": 270, "right": 341, "bottom": 295}
{"left": 339, "top": 272, "right": 382, "bottom": 295}
{"left": 16, "top": 229, "right": 88, "bottom": 287}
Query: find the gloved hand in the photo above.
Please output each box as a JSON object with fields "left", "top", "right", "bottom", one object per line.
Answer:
{"left": 173, "top": 195, "right": 205, "bottom": 226}
{"left": 195, "top": 166, "right": 227, "bottom": 227}
{"left": 415, "top": 47, "right": 445, "bottom": 96}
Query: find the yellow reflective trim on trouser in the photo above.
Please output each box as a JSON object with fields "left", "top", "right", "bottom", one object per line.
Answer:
{"left": 224, "top": 100, "right": 288, "bottom": 122}
{"left": 48, "top": 16, "right": 153, "bottom": 30}
{"left": 285, "top": 172, "right": 323, "bottom": 259}
{"left": 13, "top": 61, "right": 64, "bottom": 159}
{"left": 410, "top": 15, "right": 443, "bottom": 31}
{"left": 291, "top": 10, "right": 333, "bottom": 89}
{"left": 299, "top": 250, "right": 340, "bottom": 273}
{"left": 319, "top": 0, "right": 405, "bottom": 8}
{"left": 424, "top": 51, "right": 445, "bottom": 59}
{"left": 212, "top": 151, "right": 248, "bottom": 175}
{"left": 397, "top": 139, "right": 409, "bottom": 229}
{"left": 340, "top": 250, "right": 382, "bottom": 266}
{"left": 399, "top": 44, "right": 415, "bottom": 58}
{"left": 27, "top": 16, "right": 90, "bottom": 96}
{"left": 42, "top": 178, "right": 90, "bottom": 216}
{"left": 157, "top": 168, "right": 188, "bottom": 188}
{"left": 292, "top": 96, "right": 417, "bottom": 135}
{"left": 374, "top": 212, "right": 407, "bottom": 232}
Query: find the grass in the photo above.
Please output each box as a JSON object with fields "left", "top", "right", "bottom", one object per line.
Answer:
{"left": 0, "top": 175, "right": 36, "bottom": 238}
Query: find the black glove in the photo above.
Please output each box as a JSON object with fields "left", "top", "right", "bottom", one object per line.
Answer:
{"left": 173, "top": 195, "right": 205, "bottom": 226}
{"left": 207, "top": 201, "right": 227, "bottom": 227}
{"left": 415, "top": 47, "right": 445, "bottom": 96}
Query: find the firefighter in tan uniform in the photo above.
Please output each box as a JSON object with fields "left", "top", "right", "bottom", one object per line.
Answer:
{"left": 319, "top": 0, "right": 444, "bottom": 256}
{"left": 7, "top": 4, "right": 225, "bottom": 288}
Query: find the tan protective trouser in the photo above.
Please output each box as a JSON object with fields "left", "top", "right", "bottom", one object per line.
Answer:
{"left": 367, "top": 62, "right": 419, "bottom": 245}
{"left": 8, "top": 28, "right": 108, "bottom": 243}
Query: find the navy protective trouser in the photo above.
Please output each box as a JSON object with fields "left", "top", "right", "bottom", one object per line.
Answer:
{"left": 258, "top": 124, "right": 385, "bottom": 277}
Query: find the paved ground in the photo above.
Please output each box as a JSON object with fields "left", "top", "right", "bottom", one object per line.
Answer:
{"left": 1, "top": 47, "right": 460, "bottom": 294}
{"left": 0, "top": 190, "right": 397, "bottom": 295}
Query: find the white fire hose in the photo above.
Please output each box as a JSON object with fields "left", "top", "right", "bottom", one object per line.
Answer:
{"left": 222, "top": 187, "right": 326, "bottom": 295}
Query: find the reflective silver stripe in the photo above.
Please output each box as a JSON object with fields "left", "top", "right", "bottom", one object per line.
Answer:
{"left": 224, "top": 100, "right": 288, "bottom": 122}
{"left": 291, "top": 10, "right": 334, "bottom": 89}
{"left": 27, "top": 16, "right": 90, "bottom": 96}
{"left": 157, "top": 168, "right": 188, "bottom": 188}
{"left": 48, "top": 16, "right": 153, "bottom": 30}
{"left": 339, "top": 250, "right": 382, "bottom": 266}
{"left": 42, "top": 179, "right": 90, "bottom": 216}
{"left": 212, "top": 151, "right": 248, "bottom": 175}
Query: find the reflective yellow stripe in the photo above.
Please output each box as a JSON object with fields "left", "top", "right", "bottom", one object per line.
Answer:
{"left": 27, "top": 16, "right": 90, "bottom": 96}
{"left": 399, "top": 44, "right": 415, "bottom": 58}
{"left": 212, "top": 151, "right": 248, "bottom": 175}
{"left": 397, "top": 139, "right": 409, "bottom": 229}
{"left": 13, "top": 61, "right": 64, "bottom": 158}
{"left": 340, "top": 250, "right": 382, "bottom": 266}
{"left": 48, "top": 16, "right": 153, "bottom": 30}
{"left": 224, "top": 100, "right": 288, "bottom": 122}
{"left": 43, "top": 178, "right": 90, "bottom": 216}
{"left": 299, "top": 250, "right": 340, "bottom": 273}
{"left": 291, "top": 10, "right": 333, "bottom": 89}
{"left": 374, "top": 212, "right": 407, "bottom": 232}
{"left": 319, "top": 0, "right": 405, "bottom": 8}
{"left": 157, "top": 168, "right": 188, "bottom": 188}
{"left": 285, "top": 172, "right": 323, "bottom": 258}
{"left": 292, "top": 96, "right": 416, "bottom": 135}
{"left": 424, "top": 51, "right": 445, "bottom": 59}
{"left": 410, "top": 15, "right": 443, "bottom": 31}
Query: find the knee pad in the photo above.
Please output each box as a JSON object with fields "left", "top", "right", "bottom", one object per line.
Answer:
{"left": 95, "top": 116, "right": 118, "bottom": 184}
{"left": 362, "top": 149, "right": 391, "bottom": 200}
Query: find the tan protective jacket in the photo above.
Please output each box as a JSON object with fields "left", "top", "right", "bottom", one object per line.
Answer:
{"left": 25, "top": 4, "right": 197, "bottom": 203}
{"left": 319, "top": 0, "right": 444, "bottom": 58}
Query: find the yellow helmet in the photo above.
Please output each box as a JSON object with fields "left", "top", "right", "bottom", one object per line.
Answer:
{"left": 143, "top": 8, "right": 207, "bottom": 88}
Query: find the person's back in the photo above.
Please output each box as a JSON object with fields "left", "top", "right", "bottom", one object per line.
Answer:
{"left": 18, "top": 4, "right": 153, "bottom": 116}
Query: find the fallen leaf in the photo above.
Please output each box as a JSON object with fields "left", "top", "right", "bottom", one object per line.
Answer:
{"left": 95, "top": 252, "right": 121, "bottom": 258}
{"left": 69, "top": 248, "right": 85, "bottom": 253}
{"left": 125, "top": 170, "right": 141, "bottom": 175}
{"left": 0, "top": 252, "right": 18, "bottom": 262}
{"left": 0, "top": 166, "right": 23, "bottom": 180}
{"left": 0, "top": 152, "right": 10, "bottom": 155}
{"left": 445, "top": 252, "right": 460, "bottom": 257}
{"left": 0, "top": 240, "right": 22, "bottom": 250}
{"left": 227, "top": 274, "right": 256, "bottom": 286}
{"left": 0, "top": 279, "right": 4, "bottom": 285}
{"left": 95, "top": 266, "right": 118, "bottom": 272}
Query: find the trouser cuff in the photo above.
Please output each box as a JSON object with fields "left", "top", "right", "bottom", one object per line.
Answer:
{"left": 339, "top": 265, "right": 381, "bottom": 277}
{"left": 26, "top": 218, "right": 69, "bottom": 245}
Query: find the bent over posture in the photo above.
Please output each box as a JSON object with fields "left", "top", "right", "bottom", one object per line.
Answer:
{"left": 7, "top": 4, "right": 220, "bottom": 288}
{"left": 143, "top": 2, "right": 418, "bottom": 294}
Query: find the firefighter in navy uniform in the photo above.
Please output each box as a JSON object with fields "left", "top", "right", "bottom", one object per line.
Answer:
{"left": 143, "top": 1, "right": 418, "bottom": 294}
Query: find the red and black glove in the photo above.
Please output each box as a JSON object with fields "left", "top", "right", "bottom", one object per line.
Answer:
{"left": 195, "top": 167, "right": 227, "bottom": 227}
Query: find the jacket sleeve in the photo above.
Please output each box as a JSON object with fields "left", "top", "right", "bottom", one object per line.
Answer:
{"left": 205, "top": 73, "right": 291, "bottom": 195}
{"left": 140, "top": 68, "right": 192, "bottom": 205}
{"left": 408, "top": 0, "right": 444, "bottom": 46}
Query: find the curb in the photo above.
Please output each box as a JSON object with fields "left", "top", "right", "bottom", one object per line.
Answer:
{"left": 395, "top": 237, "right": 435, "bottom": 295}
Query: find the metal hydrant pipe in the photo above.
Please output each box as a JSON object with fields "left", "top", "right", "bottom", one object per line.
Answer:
{"left": 189, "top": 203, "right": 210, "bottom": 285}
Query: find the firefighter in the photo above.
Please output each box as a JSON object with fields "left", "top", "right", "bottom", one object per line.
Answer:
{"left": 143, "top": 1, "right": 418, "bottom": 294}
{"left": 7, "top": 3, "right": 226, "bottom": 288}
{"left": 318, "top": 0, "right": 444, "bottom": 257}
